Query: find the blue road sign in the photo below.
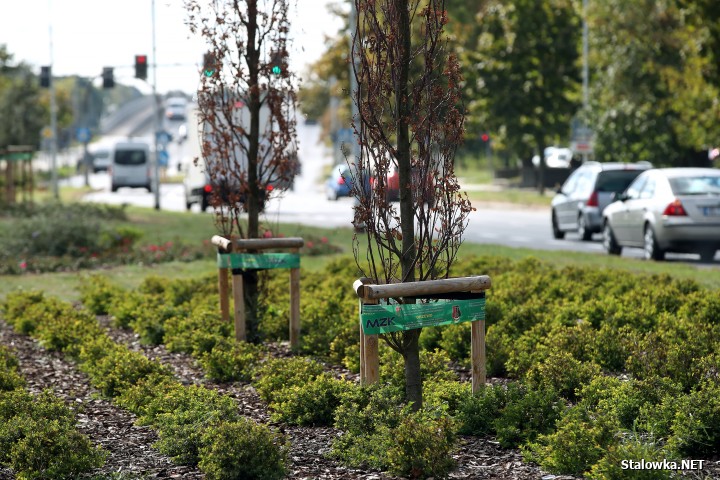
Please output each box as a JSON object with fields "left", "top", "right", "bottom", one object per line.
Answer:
{"left": 158, "top": 150, "right": 169, "bottom": 167}
{"left": 156, "top": 130, "right": 172, "bottom": 147}
{"left": 76, "top": 127, "right": 91, "bottom": 143}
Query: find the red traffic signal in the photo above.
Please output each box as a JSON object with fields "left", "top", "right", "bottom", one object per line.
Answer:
{"left": 135, "top": 55, "right": 148, "bottom": 80}
{"left": 481, "top": 133, "right": 490, "bottom": 142}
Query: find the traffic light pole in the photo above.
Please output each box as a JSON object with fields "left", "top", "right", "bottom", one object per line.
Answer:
{"left": 151, "top": 0, "right": 161, "bottom": 210}
{"left": 48, "top": 22, "right": 59, "bottom": 200}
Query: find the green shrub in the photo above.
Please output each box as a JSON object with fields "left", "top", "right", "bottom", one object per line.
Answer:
{"left": 331, "top": 383, "right": 407, "bottom": 469}
{"left": 253, "top": 356, "right": 325, "bottom": 404}
{"left": 114, "top": 373, "right": 178, "bottom": 416}
{"left": 108, "top": 291, "right": 158, "bottom": 329}
{"left": 424, "top": 379, "right": 471, "bottom": 416}
{"left": 78, "top": 275, "right": 119, "bottom": 315}
{"left": 437, "top": 323, "right": 472, "bottom": 367}
{"left": 523, "top": 352, "right": 601, "bottom": 400}
{"left": 198, "top": 418, "right": 289, "bottom": 480}
{"left": 129, "top": 303, "right": 185, "bottom": 346}
{"left": 269, "top": 373, "right": 351, "bottom": 426}
{"left": 164, "top": 306, "right": 231, "bottom": 354}
{"left": 141, "top": 384, "right": 240, "bottom": 465}
{"left": 198, "top": 339, "right": 265, "bottom": 382}
{"left": 455, "top": 384, "right": 507, "bottom": 436}
{"left": 379, "top": 348, "right": 457, "bottom": 391}
{"left": 1, "top": 290, "right": 46, "bottom": 330}
{"left": 0, "top": 346, "right": 24, "bottom": 392}
{"left": 386, "top": 411, "right": 457, "bottom": 479}
{"left": 588, "top": 434, "right": 673, "bottom": 480}
{"left": 80, "top": 341, "right": 170, "bottom": 398}
{"left": 0, "top": 390, "right": 105, "bottom": 478}
{"left": 666, "top": 381, "right": 720, "bottom": 457}
{"left": 34, "top": 306, "right": 103, "bottom": 357}
{"left": 495, "top": 384, "right": 564, "bottom": 448}
{"left": 524, "top": 408, "right": 620, "bottom": 476}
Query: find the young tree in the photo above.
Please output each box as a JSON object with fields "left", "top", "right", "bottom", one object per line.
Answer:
{"left": 186, "top": 0, "right": 299, "bottom": 342}
{"left": 350, "top": 0, "right": 471, "bottom": 409}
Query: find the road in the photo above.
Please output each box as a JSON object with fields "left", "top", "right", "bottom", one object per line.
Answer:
{"left": 66, "top": 100, "right": 717, "bottom": 266}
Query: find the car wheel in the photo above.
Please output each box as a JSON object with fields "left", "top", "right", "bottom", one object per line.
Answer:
{"left": 578, "top": 214, "right": 592, "bottom": 241}
{"left": 551, "top": 211, "right": 565, "bottom": 239}
{"left": 111, "top": 184, "right": 118, "bottom": 192}
{"left": 602, "top": 221, "right": 622, "bottom": 255}
{"left": 201, "top": 195, "right": 209, "bottom": 212}
{"left": 699, "top": 249, "right": 716, "bottom": 263}
{"left": 643, "top": 225, "right": 665, "bottom": 261}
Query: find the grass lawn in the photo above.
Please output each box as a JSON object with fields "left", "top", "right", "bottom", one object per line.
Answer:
{"left": 2, "top": 204, "right": 720, "bottom": 303}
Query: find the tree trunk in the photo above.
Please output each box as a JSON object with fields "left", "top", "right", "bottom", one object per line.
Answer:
{"left": 395, "top": 0, "right": 422, "bottom": 411}
{"left": 536, "top": 136, "right": 545, "bottom": 196}
{"left": 245, "top": 0, "right": 261, "bottom": 342}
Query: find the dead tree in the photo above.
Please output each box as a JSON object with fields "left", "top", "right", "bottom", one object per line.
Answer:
{"left": 186, "top": 0, "right": 299, "bottom": 342}
{"left": 349, "top": 0, "right": 472, "bottom": 409}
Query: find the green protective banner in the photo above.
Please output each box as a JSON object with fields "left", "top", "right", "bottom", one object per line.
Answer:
{"left": 360, "top": 294, "right": 485, "bottom": 335}
{"left": 217, "top": 252, "right": 300, "bottom": 270}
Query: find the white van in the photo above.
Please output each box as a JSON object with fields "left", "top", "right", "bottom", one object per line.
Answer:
{"left": 110, "top": 141, "right": 153, "bottom": 192}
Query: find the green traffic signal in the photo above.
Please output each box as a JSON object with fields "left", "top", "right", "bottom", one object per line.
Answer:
{"left": 272, "top": 65, "right": 281, "bottom": 76}
{"left": 204, "top": 68, "right": 215, "bottom": 77}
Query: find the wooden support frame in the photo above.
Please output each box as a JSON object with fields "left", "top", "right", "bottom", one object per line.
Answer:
{"left": 355, "top": 275, "right": 492, "bottom": 394}
{"left": 212, "top": 235, "right": 303, "bottom": 348}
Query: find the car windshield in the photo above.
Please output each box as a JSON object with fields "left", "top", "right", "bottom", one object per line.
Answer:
{"left": 595, "top": 170, "right": 645, "bottom": 192}
{"left": 115, "top": 150, "right": 146, "bottom": 165}
{"left": 94, "top": 151, "right": 109, "bottom": 159}
{"left": 669, "top": 176, "right": 720, "bottom": 195}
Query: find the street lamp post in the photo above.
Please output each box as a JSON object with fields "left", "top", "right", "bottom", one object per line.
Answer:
{"left": 151, "top": 0, "right": 161, "bottom": 210}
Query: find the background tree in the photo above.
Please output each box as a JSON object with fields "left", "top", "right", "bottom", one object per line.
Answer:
{"left": 465, "top": 0, "right": 581, "bottom": 191}
{"left": 186, "top": 0, "right": 299, "bottom": 342}
{"left": 350, "top": 0, "right": 471, "bottom": 409}
{"left": 0, "top": 45, "right": 46, "bottom": 150}
{"left": 588, "top": 0, "right": 720, "bottom": 166}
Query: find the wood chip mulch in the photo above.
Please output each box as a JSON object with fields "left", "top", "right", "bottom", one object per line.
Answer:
{"left": 2, "top": 315, "right": 718, "bottom": 479}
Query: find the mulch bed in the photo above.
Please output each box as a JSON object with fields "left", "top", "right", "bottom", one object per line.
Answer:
{"left": 4, "top": 313, "right": 716, "bottom": 479}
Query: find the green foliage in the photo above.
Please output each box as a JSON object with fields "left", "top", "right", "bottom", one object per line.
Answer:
{"left": 588, "top": 434, "right": 673, "bottom": 480}
{"left": 386, "top": 411, "right": 457, "bottom": 479}
{"left": 164, "top": 306, "right": 231, "bottom": 354}
{"left": 494, "top": 384, "right": 564, "bottom": 448}
{"left": 523, "top": 352, "right": 601, "bottom": 400}
{"left": 253, "top": 356, "right": 325, "bottom": 404}
{"left": 665, "top": 381, "right": 720, "bottom": 457}
{"left": 455, "top": 384, "right": 507, "bottom": 435}
{"left": 198, "top": 419, "right": 289, "bottom": 480}
{"left": 78, "top": 275, "right": 118, "bottom": 315}
{"left": 268, "top": 373, "right": 351, "bottom": 426}
{"left": 139, "top": 384, "right": 240, "bottom": 465}
{"left": 198, "top": 339, "right": 265, "bottom": 382}
{"left": 379, "top": 348, "right": 457, "bottom": 389}
{"left": 108, "top": 290, "right": 157, "bottom": 329}
{"left": 331, "top": 383, "right": 408, "bottom": 469}
{"left": 0, "top": 390, "right": 105, "bottom": 479}
{"left": 423, "top": 379, "right": 471, "bottom": 415}
{"left": 79, "top": 338, "right": 170, "bottom": 398}
{"left": 0, "top": 346, "right": 24, "bottom": 392}
{"left": 524, "top": 408, "right": 620, "bottom": 476}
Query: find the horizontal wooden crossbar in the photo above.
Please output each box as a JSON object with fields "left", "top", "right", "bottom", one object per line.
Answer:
{"left": 353, "top": 275, "right": 491, "bottom": 300}
{"left": 211, "top": 235, "right": 305, "bottom": 253}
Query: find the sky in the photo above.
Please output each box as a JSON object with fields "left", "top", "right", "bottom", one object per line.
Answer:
{"left": 0, "top": 0, "right": 345, "bottom": 93}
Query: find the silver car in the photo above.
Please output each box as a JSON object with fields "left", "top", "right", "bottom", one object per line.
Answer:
{"left": 602, "top": 168, "right": 720, "bottom": 261}
{"left": 551, "top": 162, "right": 652, "bottom": 241}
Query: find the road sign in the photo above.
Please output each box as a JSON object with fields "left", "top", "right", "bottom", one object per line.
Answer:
{"left": 571, "top": 141, "right": 593, "bottom": 155}
{"left": 158, "top": 150, "right": 169, "bottom": 167}
{"left": 41, "top": 126, "right": 53, "bottom": 139}
{"left": 76, "top": 127, "right": 91, "bottom": 143}
{"left": 156, "top": 130, "right": 172, "bottom": 147}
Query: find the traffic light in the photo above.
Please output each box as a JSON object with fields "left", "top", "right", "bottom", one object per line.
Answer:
{"left": 135, "top": 55, "right": 148, "bottom": 80}
{"left": 40, "top": 66, "right": 51, "bottom": 88}
{"left": 481, "top": 133, "right": 490, "bottom": 142}
{"left": 203, "top": 52, "right": 216, "bottom": 77}
{"left": 102, "top": 67, "right": 114, "bottom": 89}
{"left": 269, "top": 49, "right": 286, "bottom": 77}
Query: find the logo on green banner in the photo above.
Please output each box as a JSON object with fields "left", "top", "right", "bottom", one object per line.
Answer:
{"left": 217, "top": 253, "right": 300, "bottom": 270}
{"left": 360, "top": 295, "right": 485, "bottom": 335}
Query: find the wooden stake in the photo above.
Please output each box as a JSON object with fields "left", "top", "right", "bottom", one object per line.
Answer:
{"left": 231, "top": 270, "right": 246, "bottom": 341}
{"left": 359, "top": 302, "right": 366, "bottom": 384}
{"left": 362, "top": 299, "right": 380, "bottom": 385}
{"left": 471, "top": 319, "right": 486, "bottom": 394}
{"left": 218, "top": 266, "right": 230, "bottom": 322}
{"left": 289, "top": 248, "right": 300, "bottom": 350}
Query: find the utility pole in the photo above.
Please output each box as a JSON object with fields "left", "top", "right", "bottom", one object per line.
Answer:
{"left": 581, "top": 0, "right": 589, "bottom": 163}
{"left": 151, "top": 0, "right": 161, "bottom": 210}
{"left": 348, "top": 1, "right": 360, "bottom": 164}
{"left": 48, "top": 8, "right": 59, "bottom": 200}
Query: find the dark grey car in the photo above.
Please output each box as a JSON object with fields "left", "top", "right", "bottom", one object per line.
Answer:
{"left": 551, "top": 161, "right": 652, "bottom": 241}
